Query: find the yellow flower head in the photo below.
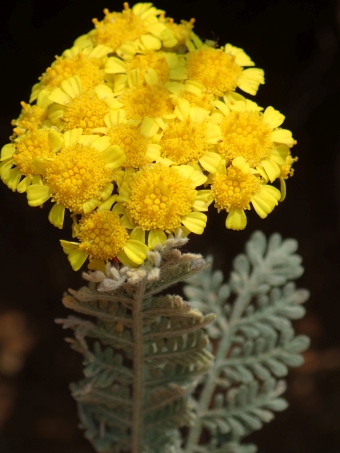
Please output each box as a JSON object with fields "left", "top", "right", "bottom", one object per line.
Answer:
{"left": 61, "top": 90, "right": 110, "bottom": 133}
{"left": 160, "top": 118, "right": 208, "bottom": 164}
{"left": 212, "top": 163, "right": 261, "bottom": 213}
{"left": 181, "top": 90, "right": 214, "bottom": 112}
{"left": 119, "top": 84, "right": 174, "bottom": 120}
{"left": 14, "top": 130, "right": 54, "bottom": 176}
{"left": 158, "top": 115, "right": 221, "bottom": 174}
{"left": 219, "top": 110, "right": 273, "bottom": 166}
{"left": 92, "top": 5, "right": 147, "bottom": 50}
{"left": 126, "top": 52, "right": 170, "bottom": 84}
{"left": 11, "top": 102, "right": 48, "bottom": 138}
{"left": 211, "top": 157, "right": 281, "bottom": 230}
{"left": 108, "top": 124, "right": 153, "bottom": 168}
{"left": 61, "top": 210, "right": 149, "bottom": 271}
{"left": 78, "top": 210, "right": 129, "bottom": 261}
{"left": 161, "top": 17, "right": 196, "bottom": 50}
{"left": 89, "top": 3, "right": 168, "bottom": 58}
{"left": 119, "top": 163, "right": 208, "bottom": 235}
{"left": 0, "top": 129, "right": 63, "bottom": 193}
{"left": 47, "top": 77, "right": 120, "bottom": 134}
{"left": 45, "top": 54, "right": 104, "bottom": 91}
{"left": 26, "top": 129, "right": 125, "bottom": 228}
{"left": 186, "top": 44, "right": 264, "bottom": 97}
{"left": 215, "top": 98, "right": 296, "bottom": 183}
{"left": 105, "top": 50, "right": 187, "bottom": 92}
{"left": 30, "top": 45, "right": 112, "bottom": 104}
{"left": 45, "top": 144, "right": 113, "bottom": 212}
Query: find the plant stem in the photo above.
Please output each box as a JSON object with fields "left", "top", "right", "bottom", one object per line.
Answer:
{"left": 131, "top": 278, "right": 146, "bottom": 453}
{"left": 184, "top": 290, "right": 251, "bottom": 452}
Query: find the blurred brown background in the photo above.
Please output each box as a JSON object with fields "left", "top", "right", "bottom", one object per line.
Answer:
{"left": 0, "top": 0, "right": 339, "bottom": 451}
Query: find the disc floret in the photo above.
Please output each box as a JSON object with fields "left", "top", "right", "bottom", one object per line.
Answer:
{"left": 45, "top": 143, "right": 114, "bottom": 212}
{"left": 211, "top": 157, "right": 281, "bottom": 230}
{"left": 121, "top": 163, "right": 208, "bottom": 236}
{"left": 60, "top": 210, "right": 148, "bottom": 271}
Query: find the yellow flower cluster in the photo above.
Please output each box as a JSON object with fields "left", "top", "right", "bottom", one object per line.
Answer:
{"left": 0, "top": 2, "right": 297, "bottom": 271}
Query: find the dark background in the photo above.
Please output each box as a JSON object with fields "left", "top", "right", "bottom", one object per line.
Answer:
{"left": 0, "top": 0, "right": 339, "bottom": 451}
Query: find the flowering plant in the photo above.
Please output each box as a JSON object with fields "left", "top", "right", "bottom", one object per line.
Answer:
{"left": 0, "top": 4, "right": 307, "bottom": 453}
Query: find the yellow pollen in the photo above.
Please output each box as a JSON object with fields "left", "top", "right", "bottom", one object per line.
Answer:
{"left": 92, "top": 8, "right": 147, "bottom": 51}
{"left": 121, "top": 85, "right": 174, "bottom": 119}
{"left": 211, "top": 166, "right": 261, "bottom": 212}
{"left": 13, "top": 130, "right": 51, "bottom": 175}
{"left": 62, "top": 91, "right": 109, "bottom": 134}
{"left": 219, "top": 111, "right": 273, "bottom": 166}
{"left": 186, "top": 47, "right": 243, "bottom": 95}
{"left": 127, "top": 164, "right": 196, "bottom": 232}
{"left": 45, "top": 144, "right": 114, "bottom": 213}
{"left": 126, "top": 52, "right": 169, "bottom": 84}
{"left": 78, "top": 210, "right": 128, "bottom": 260}
{"left": 108, "top": 124, "right": 150, "bottom": 168}
{"left": 160, "top": 119, "right": 208, "bottom": 164}
{"left": 41, "top": 54, "right": 105, "bottom": 91}
{"left": 11, "top": 102, "right": 48, "bottom": 138}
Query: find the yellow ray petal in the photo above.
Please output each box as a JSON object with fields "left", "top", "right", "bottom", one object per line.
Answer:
{"left": 2, "top": 168, "right": 21, "bottom": 191}
{"left": 261, "top": 158, "right": 281, "bottom": 183}
{"left": 17, "top": 175, "right": 33, "bottom": 193}
{"left": 98, "top": 195, "right": 117, "bottom": 211}
{"left": 68, "top": 248, "right": 88, "bottom": 271}
{"left": 123, "top": 239, "right": 148, "bottom": 265}
{"left": 61, "top": 76, "right": 82, "bottom": 99}
{"left": 237, "top": 68, "right": 265, "bottom": 96}
{"left": 26, "top": 184, "right": 52, "bottom": 207}
{"left": 63, "top": 128, "right": 83, "bottom": 146}
{"left": 49, "top": 203, "right": 65, "bottom": 229}
{"left": 193, "top": 190, "right": 214, "bottom": 211}
{"left": 82, "top": 198, "right": 101, "bottom": 214}
{"left": 130, "top": 227, "right": 145, "bottom": 243}
{"left": 101, "top": 145, "right": 126, "bottom": 168}
{"left": 280, "top": 178, "right": 287, "bottom": 202}
{"left": 0, "top": 144, "right": 16, "bottom": 161}
{"left": 181, "top": 211, "right": 207, "bottom": 234}
{"left": 87, "top": 259, "right": 106, "bottom": 272}
{"left": 144, "top": 68, "right": 159, "bottom": 86}
{"left": 100, "top": 183, "right": 114, "bottom": 201}
{"left": 91, "top": 135, "right": 112, "bottom": 151}
{"left": 105, "top": 57, "right": 127, "bottom": 74}
{"left": 48, "top": 87, "right": 70, "bottom": 105}
{"left": 60, "top": 240, "right": 80, "bottom": 253}
{"left": 140, "top": 34, "right": 162, "bottom": 51}
{"left": 225, "top": 44, "right": 255, "bottom": 66}
{"left": 0, "top": 159, "right": 14, "bottom": 178}
{"left": 271, "top": 129, "right": 296, "bottom": 146}
{"left": 199, "top": 151, "right": 222, "bottom": 174}
{"left": 263, "top": 106, "right": 285, "bottom": 129}
{"left": 226, "top": 208, "right": 247, "bottom": 230}
{"left": 117, "top": 250, "right": 139, "bottom": 268}
{"left": 140, "top": 117, "right": 159, "bottom": 137}
{"left": 148, "top": 229, "right": 167, "bottom": 249}
{"left": 48, "top": 130, "right": 64, "bottom": 153}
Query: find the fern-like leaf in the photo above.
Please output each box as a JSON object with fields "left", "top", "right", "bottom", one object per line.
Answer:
{"left": 57, "top": 236, "right": 214, "bottom": 453}
{"left": 183, "top": 231, "right": 309, "bottom": 453}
